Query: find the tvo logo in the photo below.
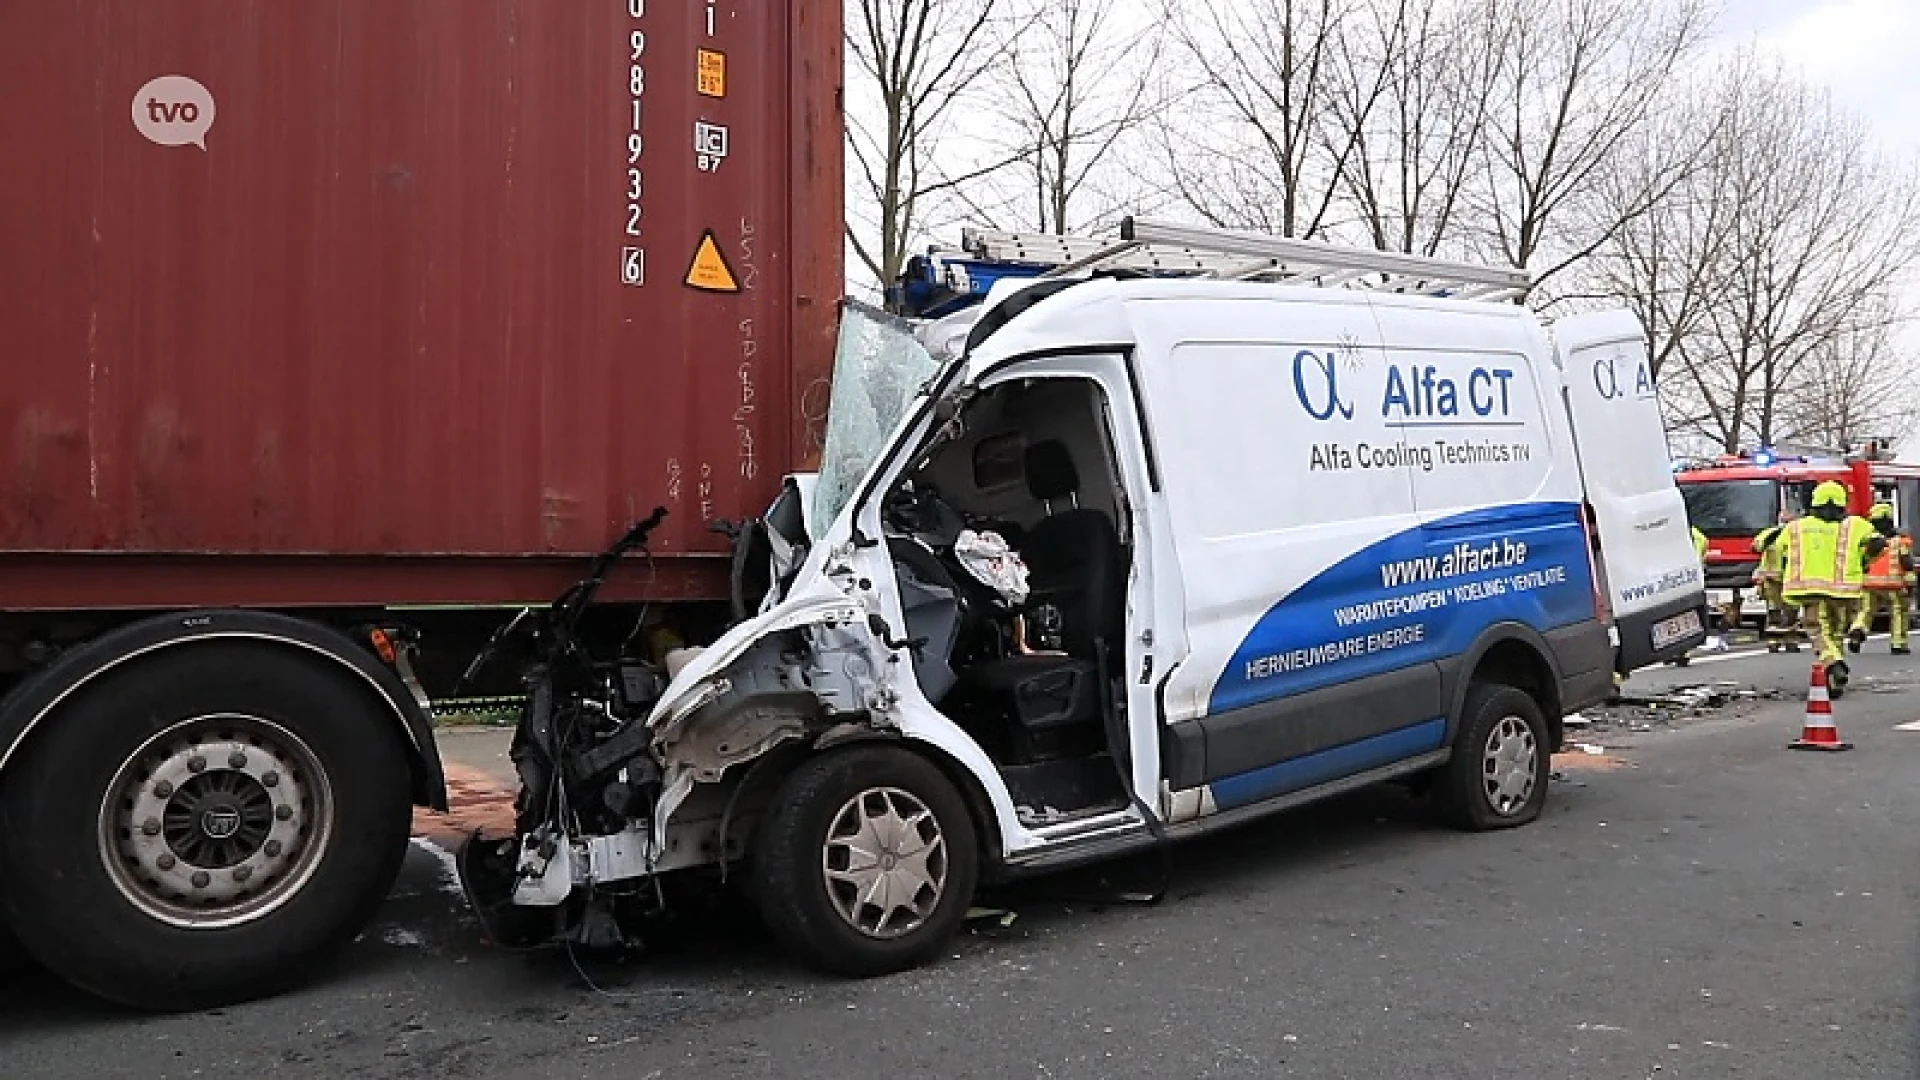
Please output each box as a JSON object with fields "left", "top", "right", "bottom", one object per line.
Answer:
{"left": 132, "top": 75, "right": 216, "bottom": 150}
{"left": 1591, "top": 351, "right": 1654, "bottom": 401}
{"left": 1292, "top": 349, "right": 1355, "bottom": 421}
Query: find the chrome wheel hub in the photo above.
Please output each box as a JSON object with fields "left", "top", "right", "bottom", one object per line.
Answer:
{"left": 1481, "top": 714, "right": 1538, "bottom": 816}
{"left": 100, "top": 716, "right": 334, "bottom": 929}
{"left": 821, "top": 787, "right": 947, "bottom": 940}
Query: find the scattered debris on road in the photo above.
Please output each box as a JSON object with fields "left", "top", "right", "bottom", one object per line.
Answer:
{"left": 1580, "top": 681, "right": 1784, "bottom": 736}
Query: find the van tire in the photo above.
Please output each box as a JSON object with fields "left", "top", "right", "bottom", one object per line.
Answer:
{"left": 752, "top": 747, "right": 978, "bottom": 977}
{"left": 0, "top": 919, "right": 28, "bottom": 981}
{"left": 1434, "top": 683, "right": 1550, "bottom": 831}
{"left": 0, "top": 644, "right": 414, "bottom": 1011}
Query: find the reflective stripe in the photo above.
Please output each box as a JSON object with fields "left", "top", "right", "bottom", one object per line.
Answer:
{"left": 1753, "top": 526, "right": 1786, "bottom": 580}
{"left": 1782, "top": 517, "right": 1865, "bottom": 598}
{"left": 1865, "top": 535, "right": 1912, "bottom": 590}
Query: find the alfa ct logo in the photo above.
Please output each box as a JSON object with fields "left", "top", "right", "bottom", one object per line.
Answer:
{"left": 1592, "top": 351, "right": 1655, "bottom": 401}
{"left": 1293, "top": 349, "right": 1355, "bottom": 420}
{"left": 1293, "top": 346, "right": 1520, "bottom": 422}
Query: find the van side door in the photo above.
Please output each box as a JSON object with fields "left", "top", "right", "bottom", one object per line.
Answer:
{"left": 1127, "top": 296, "right": 1443, "bottom": 814}
{"left": 1363, "top": 301, "right": 1609, "bottom": 730}
{"left": 1551, "top": 309, "right": 1710, "bottom": 669}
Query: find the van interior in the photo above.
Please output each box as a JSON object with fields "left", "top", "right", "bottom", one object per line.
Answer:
{"left": 882, "top": 377, "right": 1134, "bottom": 825}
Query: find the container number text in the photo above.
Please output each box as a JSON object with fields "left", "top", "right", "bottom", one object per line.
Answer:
{"left": 620, "top": 0, "right": 647, "bottom": 286}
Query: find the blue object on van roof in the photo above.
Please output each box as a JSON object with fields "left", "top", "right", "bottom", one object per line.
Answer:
{"left": 890, "top": 249, "right": 1052, "bottom": 319}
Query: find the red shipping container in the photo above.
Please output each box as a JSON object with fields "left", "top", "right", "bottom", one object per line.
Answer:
{"left": 0, "top": 0, "right": 844, "bottom": 611}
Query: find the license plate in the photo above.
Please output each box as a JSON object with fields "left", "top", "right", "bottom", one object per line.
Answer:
{"left": 1651, "top": 610, "right": 1704, "bottom": 649}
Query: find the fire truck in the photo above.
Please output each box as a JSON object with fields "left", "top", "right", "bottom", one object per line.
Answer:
{"left": 1674, "top": 444, "right": 1920, "bottom": 624}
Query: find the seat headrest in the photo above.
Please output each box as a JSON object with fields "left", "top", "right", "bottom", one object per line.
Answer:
{"left": 1025, "top": 441, "right": 1080, "bottom": 501}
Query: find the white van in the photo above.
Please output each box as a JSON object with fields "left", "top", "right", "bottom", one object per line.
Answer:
{"left": 468, "top": 221, "right": 1708, "bottom": 978}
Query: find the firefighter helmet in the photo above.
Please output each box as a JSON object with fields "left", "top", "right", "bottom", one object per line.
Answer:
{"left": 1811, "top": 480, "right": 1849, "bottom": 509}
{"left": 1870, "top": 502, "right": 1895, "bottom": 522}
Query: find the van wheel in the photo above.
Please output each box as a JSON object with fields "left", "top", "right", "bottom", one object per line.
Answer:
{"left": 1433, "top": 684, "right": 1550, "bottom": 831}
{"left": 752, "top": 747, "right": 978, "bottom": 977}
{"left": 0, "top": 643, "right": 414, "bottom": 1011}
{"left": 0, "top": 919, "right": 28, "bottom": 981}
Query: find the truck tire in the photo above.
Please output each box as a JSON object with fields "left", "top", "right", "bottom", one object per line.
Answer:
{"left": 1433, "top": 683, "right": 1551, "bottom": 831}
{"left": 0, "top": 642, "right": 413, "bottom": 1010}
{"left": 752, "top": 747, "right": 977, "bottom": 977}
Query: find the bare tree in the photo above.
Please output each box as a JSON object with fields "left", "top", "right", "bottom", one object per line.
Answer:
{"left": 1474, "top": 0, "right": 1713, "bottom": 285}
{"left": 950, "top": 0, "right": 1165, "bottom": 235}
{"left": 1156, "top": 0, "right": 1374, "bottom": 238}
{"left": 1648, "top": 59, "right": 1920, "bottom": 452}
{"left": 845, "top": 0, "right": 1009, "bottom": 289}
{"left": 1328, "top": 0, "right": 1507, "bottom": 256}
{"left": 1585, "top": 70, "right": 1730, "bottom": 378}
{"left": 1778, "top": 317, "right": 1920, "bottom": 453}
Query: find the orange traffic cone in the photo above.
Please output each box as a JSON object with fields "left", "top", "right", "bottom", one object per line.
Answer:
{"left": 1789, "top": 662, "right": 1853, "bottom": 751}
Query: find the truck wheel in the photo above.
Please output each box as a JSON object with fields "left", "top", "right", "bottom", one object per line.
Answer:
{"left": 751, "top": 747, "right": 977, "bottom": 977}
{"left": 1433, "top": 683, "right": 1551, "bottom": 831}
{"left": 0, "top": 643, "right": 413, "bottom": 1010}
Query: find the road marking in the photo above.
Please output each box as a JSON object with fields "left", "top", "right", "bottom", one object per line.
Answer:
{"left": 1671, "top": 647, "right": 1769, "bottom": 667}
{"left": 1893, "top": 720, "right": 1920, "bottom": 732}
{"left": 1663, "top": 632, "right": 1896, "bottom": 669}
{"left": 408, "top": 836, "right": 466, "bottom": 896}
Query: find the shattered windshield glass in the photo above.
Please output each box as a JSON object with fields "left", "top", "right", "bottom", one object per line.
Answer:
{"left": 813, "top": 301, "right": 943, "bottom": 528}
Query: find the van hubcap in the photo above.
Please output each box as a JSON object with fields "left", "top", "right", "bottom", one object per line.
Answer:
{"left": 100, "top": 716, "right": 334, "bottom": 929}
{"left": 821, "top": 787, "right": 947, "bottom": 939}
{"left": 1482, "top": 715, "right": 1537, "bottom": 815}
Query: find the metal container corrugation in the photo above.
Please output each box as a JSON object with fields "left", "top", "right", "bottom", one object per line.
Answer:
{"left": 0, "top": 0, "right": 843, "bottom": 609}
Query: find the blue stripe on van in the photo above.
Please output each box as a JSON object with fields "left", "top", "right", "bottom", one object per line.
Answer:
{"left": 1208, "top": 500, "right": 1594, "bottom": 716}
{"left": 1208, "top": 717, "right": 1448, "bottom": 811}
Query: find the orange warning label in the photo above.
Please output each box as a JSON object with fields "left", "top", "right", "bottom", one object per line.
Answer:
{"left": 696, "top": 49, "right": 727, "bottom": 98}
{"left": 684, "top": 230, "right": 741, "bottom": 292}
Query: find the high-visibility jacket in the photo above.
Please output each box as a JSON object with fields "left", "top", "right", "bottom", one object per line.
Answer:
{"left": 1692, "top": 527, "right": 1708, "bottom": 559}
{"left": 1751, "top": 526, "right": 1786, "bottom": 583}
{"left": 1863, "top": 533, "right": 1914, "bottom": 591}
{"left": 1782, "top": 515, "right": 1873, "bottom": 599}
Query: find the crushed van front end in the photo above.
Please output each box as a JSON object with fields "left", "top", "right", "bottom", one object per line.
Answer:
{"left": 455, "top": 578, "right": 904, "bottom": 953}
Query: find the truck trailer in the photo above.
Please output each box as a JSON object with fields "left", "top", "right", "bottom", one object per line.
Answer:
{"left": 0, "top": 0, "right": 842, "bottom": 1009}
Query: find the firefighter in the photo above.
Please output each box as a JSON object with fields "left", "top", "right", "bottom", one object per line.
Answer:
{"left": 1691, "top": 525, "right": 1744, "bottom": 630}
{"left": 1781, "top": 480, "right": 1884, "bottom": 685}
{"left": 1848, "top": 503, "right": 1913, "bottom": 655}
{"left": 1753, "top": 509, "right": 1800, "bottom": 652}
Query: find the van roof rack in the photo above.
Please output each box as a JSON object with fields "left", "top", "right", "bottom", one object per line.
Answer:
{"left": 891, "top": 217, "right": 1532, "bottom": 319}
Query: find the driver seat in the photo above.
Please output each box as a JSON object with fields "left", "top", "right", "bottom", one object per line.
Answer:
{"left": 961, "top": 440, "right": 1123, "bottom": 747}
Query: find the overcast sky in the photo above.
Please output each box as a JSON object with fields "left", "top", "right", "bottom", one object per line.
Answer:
{"left": 1721, "top": 0, "right": 1919, "bottom": 151}
{"left": 1711, "top": 0, "right": 1920, "bottom": 457}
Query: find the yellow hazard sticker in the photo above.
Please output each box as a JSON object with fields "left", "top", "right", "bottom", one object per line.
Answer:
{"left": 696, "top": 49, "right": 727, "bottom": 98}
{"left": 685, "top": 230, "right": 741, "bottom": 292}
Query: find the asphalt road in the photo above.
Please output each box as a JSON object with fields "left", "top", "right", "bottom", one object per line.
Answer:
{"left": 3, "top": 643, "right": 1917, "bottom": 1079}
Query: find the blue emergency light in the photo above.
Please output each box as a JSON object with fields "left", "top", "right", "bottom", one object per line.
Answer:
{"left": 890, "top": 250, "right": 1051, "bottom": 320}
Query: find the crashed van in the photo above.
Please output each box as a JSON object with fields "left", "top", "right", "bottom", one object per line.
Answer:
{"left": 458, "top": 221, "right": 1710, "bottom": 975}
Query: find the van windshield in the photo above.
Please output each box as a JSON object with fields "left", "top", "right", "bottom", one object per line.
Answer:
{"left": 1680, "top": 478, "right": 1778, "bottom": 537}
{"left": 813, "top": 301, "right": 942, "bottom": 528}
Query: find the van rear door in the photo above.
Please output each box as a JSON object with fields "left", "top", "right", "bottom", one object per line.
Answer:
{"left": 1551, "top": 310, "right": 1710, "bottom": 670}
